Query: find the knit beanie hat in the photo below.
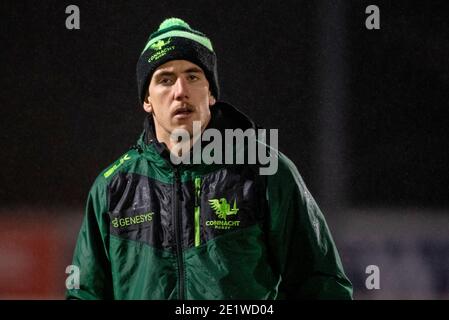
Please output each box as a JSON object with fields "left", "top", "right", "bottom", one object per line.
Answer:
{"left": 136, "top": 18, "right": 219, "bottom": 104}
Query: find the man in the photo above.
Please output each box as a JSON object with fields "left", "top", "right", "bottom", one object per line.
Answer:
{"left": 66, "top": 18, "right": 353, "bottom": 299}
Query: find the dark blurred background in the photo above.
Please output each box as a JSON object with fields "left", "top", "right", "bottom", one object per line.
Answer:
{"left": 1, "top": 0, "right": 448, "bottom": 299}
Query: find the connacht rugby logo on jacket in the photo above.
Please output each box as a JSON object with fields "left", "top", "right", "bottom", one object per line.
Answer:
{"left": 206, "top": 198, "right": 240, "bottom": 230}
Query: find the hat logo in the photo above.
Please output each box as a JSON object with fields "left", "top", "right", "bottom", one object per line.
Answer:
{"left": 148, "top": 38, "right": 175, "bottom": 62}
{"left": 149, "top": 38, "right": 172, "bottom": 51}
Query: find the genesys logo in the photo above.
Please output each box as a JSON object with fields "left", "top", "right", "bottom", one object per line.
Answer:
{"left": 111, "top": 212, "right": 154, "bottom": 228}
{"left": 206, "top": 198, "right": 240, "bottom": 230}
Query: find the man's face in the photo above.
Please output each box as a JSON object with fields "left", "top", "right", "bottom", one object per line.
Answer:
{"left": 144, "top": 60, "right": 216, "bottom": 144}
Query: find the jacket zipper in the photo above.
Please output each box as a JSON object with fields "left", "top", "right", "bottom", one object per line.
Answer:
{"left": 173, "top": 168, "right": 185, "bottom": 300}
{"left": 194, "top": 177, "right": 201, "bottom": 247}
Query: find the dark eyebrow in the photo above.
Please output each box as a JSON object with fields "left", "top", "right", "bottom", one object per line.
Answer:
{"left": 183, "top": 67, "right": 204, "bottom": 74}
{"left": 153, "top": 67, "right": 204, "bottom": 79}
{"left": 153, "top": 71, "right": 175, "bottom": 78}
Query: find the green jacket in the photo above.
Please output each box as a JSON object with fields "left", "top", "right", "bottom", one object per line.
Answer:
{"left": 66, "top": 102, "right": 353, "bottom": 300}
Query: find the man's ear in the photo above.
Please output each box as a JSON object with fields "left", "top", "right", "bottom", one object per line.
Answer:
{"left": 143, "top": 92, "right": 153, "bottom": 113}
{"left": 209, "top": 92, "right": 216, "bottom": 106}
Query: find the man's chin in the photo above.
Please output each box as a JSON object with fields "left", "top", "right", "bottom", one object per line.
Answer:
{"left": 171, "top": 126, "right": 194, "bottom": 140}
{"left": 172, "top": 120, "right": 204, "bottom": 133}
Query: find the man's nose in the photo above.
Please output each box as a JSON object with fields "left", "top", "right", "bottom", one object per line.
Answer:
{"left": 173, "top": 77, "right": 189, "bottom": 100}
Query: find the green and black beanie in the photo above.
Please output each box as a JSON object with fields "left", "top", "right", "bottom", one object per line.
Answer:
{"left": 136, "top": 18, "right": 219, "bottom": 104}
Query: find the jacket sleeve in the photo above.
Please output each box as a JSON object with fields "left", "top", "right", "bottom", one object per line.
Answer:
{"left": 66, "top": 179, "right": 113, "bottom": 299}
{"left": 266, "top": 152, "right": 353, "bottom": 299}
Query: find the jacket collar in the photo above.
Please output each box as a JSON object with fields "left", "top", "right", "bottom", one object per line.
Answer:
{"left": 137, "top": 101, "right": 260, "bottom": 164}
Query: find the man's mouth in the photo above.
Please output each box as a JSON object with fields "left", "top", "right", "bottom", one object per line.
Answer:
{"left": 173, "top": 106, "right": 194, "bottom": 119}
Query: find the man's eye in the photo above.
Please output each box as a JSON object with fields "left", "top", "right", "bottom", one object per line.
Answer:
{"left": 188, "top": 74, "right": 199, "bottom": 81}
{"left": 159, "top": 78, "right": 173, "bottom": 85}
